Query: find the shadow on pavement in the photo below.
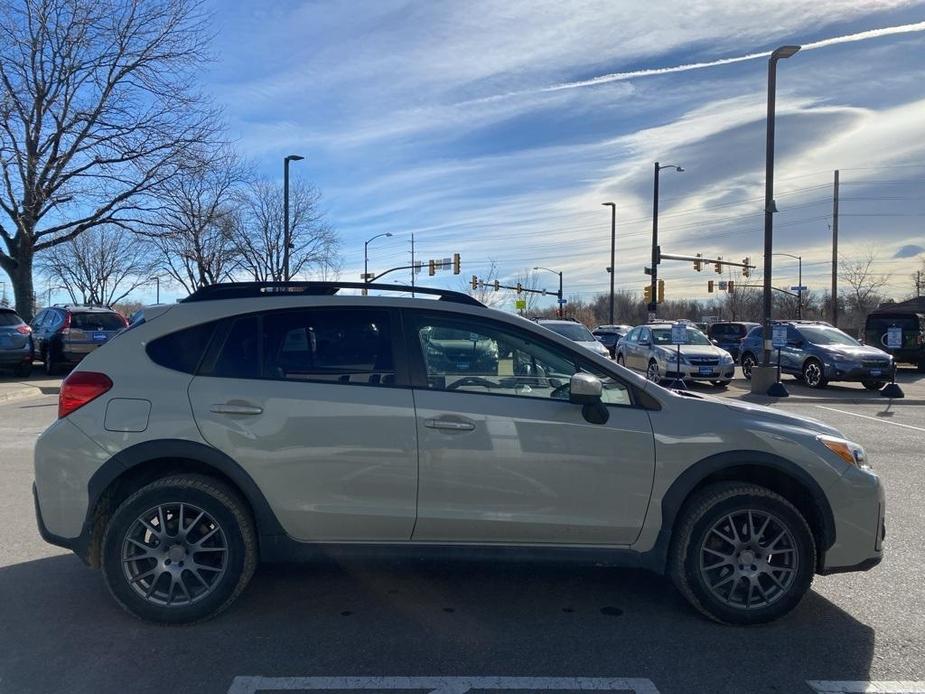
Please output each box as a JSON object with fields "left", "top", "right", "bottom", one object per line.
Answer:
{"left": 0, "top": 554, "right": 875, "bottom": 694}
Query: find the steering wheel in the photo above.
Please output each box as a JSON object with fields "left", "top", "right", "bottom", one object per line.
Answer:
{"left": 446, "top": 376, "right": 498, "bottom": 391}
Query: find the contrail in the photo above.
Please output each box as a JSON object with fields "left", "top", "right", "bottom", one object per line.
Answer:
{"left": 468, "top": 21, "right": 925, "bottom": 103}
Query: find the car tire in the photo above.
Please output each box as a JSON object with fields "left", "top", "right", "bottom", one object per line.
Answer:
{"left": 646, "top": 359, "right": 661, "bottom": 384}
{"left": 669, "top": 482, "right": 815, "bottom": 625}
{"left": 101, "top": 474, "right": 257, "bottom": 625}
{"left": 14, "top": 362, "right": 32, "bottom": 378}
{"left": 616, "top": 354, "right": 625, "bottom": 366}
{"left": 861, "top": 380, "right": 885, "bottom": 391}
{"left": 917, "top": 360, "right": 925, "bottom": 374}
{"left": 740, "top": 353, "right": 756, "bottom": 381}
{"left": 802, "top": 359, "right": 827, "bottom": 389}
{"left": 44, "top": 347, "right": 57, "bottom": 376}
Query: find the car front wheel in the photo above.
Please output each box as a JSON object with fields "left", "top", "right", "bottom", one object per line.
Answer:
{"left": 669, "top": 482, "right": 815, "bottom": 625}
{"left": 102, "top": 474, "right": 257, "bottom": 624}
{"left": 740, "top": 353, "right": 756, "bottom": 380}
{"left": 646, "top": 359, "right": 661, "bottom": 384}
{"left": 802, "top": 359, "right": 827, "bottom": 389}
{"left": 862, "top": 380, "right": 885, "bottom": 391}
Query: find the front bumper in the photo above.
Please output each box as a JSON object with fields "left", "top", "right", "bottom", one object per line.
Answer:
{"left": 823, "top": 362, "right": 892, "bottom": 382}
{"left": 818, "top": 465, "right": 885, "bottom": 574}
{"left": 661, "top": 361, "right": 736, "bottom": 381}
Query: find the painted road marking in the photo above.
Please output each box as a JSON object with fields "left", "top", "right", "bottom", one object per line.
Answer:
{"left": 815, "top": 406, "right": 925, "bottom": 433}
{"left": 226, "top": 676, "right": 661, "bottom": 694}
{"left": 808, "top": 682, "right": 925, "bottom": 693}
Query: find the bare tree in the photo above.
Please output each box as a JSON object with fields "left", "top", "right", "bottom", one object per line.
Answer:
{"left": 148, "top": 147, "right": 243, "bottom": 294}
{"left": 235, "top": 179, "right": 339, "bottom": 282}
{"left": 37, "top": 224, "right": 155, "bottom": 305}
{"left": 462, "top": 259, "right": 506, "bottom": 308}
{"left": 0, "top": 0, "right": 217, "bottom": 320}
{"left": 840, "top": 250, "right": 889, "bottom": 317}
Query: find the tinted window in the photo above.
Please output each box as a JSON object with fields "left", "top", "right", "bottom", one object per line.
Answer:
{"left": 213, "top": 314, "right": 261, "bottom": 379}
{"left": 541, "top": 322, "right": 595, "bottom": 342}
{"left": 796, "top": 325, "right": 859, "bottom": 346}
{"left": 0, "top": 311, "right": 21, "bottom": 327}
{"left": 71, "top": 312, "right": 126, "bottom": 331}
{"left": 147, "top": 321, "right": 217, "bottom": 374}
{"left": 262, "top": 309, "right": 394, "bottom": 384}
{"left": 416, "top": 315, "right": 630, "bottom": 405}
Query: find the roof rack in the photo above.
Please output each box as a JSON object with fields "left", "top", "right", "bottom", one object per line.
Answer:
{"left": 180, "top": 281, "right": 484, "bottom": 307}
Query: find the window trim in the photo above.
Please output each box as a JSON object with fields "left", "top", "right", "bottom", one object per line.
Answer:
{"left": 196, "top": 306, "right": 411, "bottom": 389}
{"left": 401, "top": 308, "right": 642, "bottom": 409}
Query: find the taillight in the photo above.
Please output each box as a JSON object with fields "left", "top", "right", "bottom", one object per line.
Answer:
{"left": 61, "top": 312, "right": 72, "bottom": 337}
{"left": 16, "top": 324, "right": 31, "bottom": 335}
{"left": 58, "top": 371, "right": 113, "bottom": 418}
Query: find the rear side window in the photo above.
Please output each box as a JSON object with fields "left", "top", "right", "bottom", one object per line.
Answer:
{"left": 71, "top": 312, "right": 126, "bottom": 331}
{"left": 0, "top": 311, "right": 21, "bottom": 327}
{"left": 146, "top": 321, "right": 217, "bottom": 374}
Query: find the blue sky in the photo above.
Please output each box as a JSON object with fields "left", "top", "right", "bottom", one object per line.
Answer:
{"left": 153, "top": 0, "right": 925, "bottom": 310}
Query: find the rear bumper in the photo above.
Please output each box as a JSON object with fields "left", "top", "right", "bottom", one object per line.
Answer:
{"left": 0, "top": 348, "right": 32, "bottom": 365}
{"left": 33, "top": 483, "right": 92, "bottom": 564}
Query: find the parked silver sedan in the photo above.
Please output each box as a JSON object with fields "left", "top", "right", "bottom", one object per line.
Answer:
{"left": 616, "top": 322, "right": 735, "bottom": 386}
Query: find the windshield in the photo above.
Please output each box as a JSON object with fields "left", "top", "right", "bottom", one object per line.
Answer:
{"left": 651, "top": 327, "right": 712, "bottom": 345}
{"left": 797, "top": 326, "right": 861, "bottom": 347}
{"left": 542, "top": 323, "right": 595, "bottom": 342}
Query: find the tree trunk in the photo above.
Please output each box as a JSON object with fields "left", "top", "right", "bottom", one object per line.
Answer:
{"left": 10, "top": 254, "right": 36, "bottom": 323}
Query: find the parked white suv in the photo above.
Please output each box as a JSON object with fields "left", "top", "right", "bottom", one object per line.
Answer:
{"left": 34, "top": 282, "right": 884, "bottom": 625}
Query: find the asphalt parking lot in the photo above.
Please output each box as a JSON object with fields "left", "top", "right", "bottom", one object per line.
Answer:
{"left": 1, "top": 369, "right": 923, "bottom": 694}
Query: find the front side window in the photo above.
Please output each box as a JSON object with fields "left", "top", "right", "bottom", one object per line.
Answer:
{"left": 796, "top": 325, "right": 860, "bottom": 347}
{"left": 415, "top": 315, "right": 630, "bottom": 405}
{"left": 625, "top": 327, "right": 639, "bottom": 344}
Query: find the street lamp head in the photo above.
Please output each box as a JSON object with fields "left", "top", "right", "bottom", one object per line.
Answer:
{"left": 771, "top": 45, "right": 801, "bottom": 60}
{"left": 285, "top": 154, "right": 305, "bottom": 162}
{"left": 674, "top": 166, "right": 685, "bottom": 172}
{"left": 385, "top": 232, "right": 393, "bottom": 237}
{"left": 601, "top": 201, "right": 615, "bottom": 207}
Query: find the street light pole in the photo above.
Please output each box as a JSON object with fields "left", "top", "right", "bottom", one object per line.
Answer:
{"left": 650, "top": 163, "right": 684, "bottom": 321}
{"left": 152, "top": 276, "right": 160, "bottom": 304}
{"left": 533, "top": 266, "right": 564, "bottom": 318}
{"left": 761, "top": 45, "right": 800, "bottom": 369}
{"left": 601, "top": 202, "right": 616, "bottom": 324}
{"left": 772, "top": 252, "right": 802, "bottom": 319}
{"left": 363, "top": 232, "right": 393, "bottom": 295}
{"left": 283, "top": 154, "right": 305, "bottom": 282}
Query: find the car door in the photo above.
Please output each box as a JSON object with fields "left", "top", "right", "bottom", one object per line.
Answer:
{"left": 30, "top": 310, "right": 48, "bottom": 354}
{"left": 406, "top": 310, "right": 656, "bottom": 546}
{"left": 631, "top": 327, "right": 651, "bottom": 371}
{"left": 780, "top": 325, "right": 804, "bottom": 373}
{"left": 187, "top": 306, "right": 419, "bottom": 542}
{"left": 621, "top": 327, "right": 638, "bottom": 367}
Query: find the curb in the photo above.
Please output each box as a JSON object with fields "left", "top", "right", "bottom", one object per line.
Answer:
{"left": 0, "top": 381, "right": 60, "bottom": 404}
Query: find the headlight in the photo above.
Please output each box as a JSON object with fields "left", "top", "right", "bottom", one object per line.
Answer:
{"left": 818, "top": 435, "right": 869, "bottom": 469}
{"left": 720, "top": 352, "right": 734, "bottom": 364}
{"left": 661, "top": 350, "right": 688, "bottom": 364}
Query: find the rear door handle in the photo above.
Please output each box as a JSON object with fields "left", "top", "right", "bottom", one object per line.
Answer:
{"left": 210, "top": 403, "right": 263, "bottom": 415}
{"left": 424, "top": 417, "right": 475, "bottom": 431}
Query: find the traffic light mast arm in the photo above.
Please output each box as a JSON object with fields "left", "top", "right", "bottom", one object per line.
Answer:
{"left": 471, "top": 278, "right": 552, "bottom": 296}
{"left": 659, "top": 252, "right": 756, "bottom": 270}
{"left": 735, "top": 283, "right": 800, "bottom": 297}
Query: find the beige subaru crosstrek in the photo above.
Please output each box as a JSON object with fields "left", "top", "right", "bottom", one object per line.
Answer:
{"left": 34, "top": 282, "right": 885, "bottom": 625}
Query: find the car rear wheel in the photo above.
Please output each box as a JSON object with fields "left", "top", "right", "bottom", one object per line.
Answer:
{"left": 14, "top": 362, "right": 32, "bottom": 378}
{"left": 669, "top": 482, "right": 815, "bottom": 625}
{"left": 861, "top": 380, "right": 885, "bottom": 391}
{"left": 802, "top": 359, "right": 827, "bottom": 389}
{"left": 44, "top": 347, "right": 57, "bottom": 376}
{"left": 102, "top": 474, "right": 257, "bottom": 624}
{"left": 740, "top": 353, "right": 756, "bottom": 380}
{"left": 646, "top": 359, "right": 661, "bottom": 384}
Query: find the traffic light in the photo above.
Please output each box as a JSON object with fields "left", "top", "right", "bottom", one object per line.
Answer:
{"left": 453, "top": 253, "right": 461, "bottom": 275}
{"left": 470, "top": 274, "right": 478, "bottom": 290}
{"left": 707, "top": 280, "right": 714, "bottom": 293}
{"left": 693, "top": 253, "right": 703, "bottom": 272}
{"left": 493, "top": 280, "right": 500, "bottom": 291}
{"left": 428, "top": 259, "right": 436, "bottom": 276}
{"left": 657, "top": 279, "right": 665, "bottom": 304}
{"left": 643, "top": 285, "right": 653, "bottom": 303}
{"left": 741, "top": 257, "right": 750, "bottom": 278}
{"left": 727, "top": 280, "right": 735, "bottom": 293}
{"left": 516, "top": 283, "right": 523, "bottom": 294}
{"left": 715, "top": 256, "right": 723, "bottom": 273}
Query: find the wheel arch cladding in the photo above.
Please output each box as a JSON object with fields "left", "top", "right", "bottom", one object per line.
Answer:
{"left": 83, "top": 439, "right": 285, "bottom": 567}
{"left": 652, "top": 451, "right": 835, "bottom": 574}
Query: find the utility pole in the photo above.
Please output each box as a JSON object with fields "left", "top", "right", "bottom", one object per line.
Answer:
{"left": 153, "top": 276, "right": 160, "bottom": 304}
{"left": 916, "top": 270, "right": 922, "bottom": 298}
{"left": 410, "top": 234, "right": 416, "bottom": 298}
{"left": 283, "top": 154, "right": 304, "bottom": 281}
{"left": 602, "top": 202, "right": 616, "bottom": 324}
{"left": 651, "top": 163, "right": 660, "bottom": 322}
{"left": 831, "top": 169, "right": 839, "bottom": 328}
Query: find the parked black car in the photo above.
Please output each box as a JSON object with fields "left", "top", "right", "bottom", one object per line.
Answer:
{"left": 31, "top": 305, "right": 128, "bottom": 375}
{"left": 707, "top": 321, "right": 760, "bottom": 362}
{"left": 592, "top": 324, "right": 633, "bottom": 357}
{"left": 0, "top": 307, "right": 33, "bottom": 377}
{"left": 865, "top": 298, "right": 925, "bottom": 372}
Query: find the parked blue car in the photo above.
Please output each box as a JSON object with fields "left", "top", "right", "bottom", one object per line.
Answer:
{"left": 707, "top": 321, "right": 760, "bottom": 362}
{"left": 738, "top": 320, "right": 893, "bottom": 390}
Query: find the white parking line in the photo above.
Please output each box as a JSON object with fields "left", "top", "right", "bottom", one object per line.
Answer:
{"left": 808, "top": 681, "right": 925, "bottom": 693}
{"left": 815, "top": 406, "right": 925, "bottom": 433}
{"left": 226, "top": 676, "right": 662, "bottom": 694}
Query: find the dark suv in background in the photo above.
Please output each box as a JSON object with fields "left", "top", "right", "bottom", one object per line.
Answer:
{"left": 592, "top": 324, "right": 633, "bottom": 357}
{"left": 0, "top": 307, "right": 33, "bottom": 377}
{"left": 31, "top": 305, "right": 127, "bottom": 375}
{"left": 707, "top": 321, "right": 759, "bottom": 362}
{"left": 739, "top": 320, "right": 893, "bottom": 389}
{"left": 865, "top": 298, "right": 925, "bottom": 372}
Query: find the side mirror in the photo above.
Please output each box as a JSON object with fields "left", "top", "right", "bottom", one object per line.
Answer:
{"left": 788, "top": 340, "right": 803, "bottom": 348}
{"left": 569, "top": 372, "right": 602, "bottom": 405}
{"left": 711, "top": 338, "right": 719, "bottom": 346}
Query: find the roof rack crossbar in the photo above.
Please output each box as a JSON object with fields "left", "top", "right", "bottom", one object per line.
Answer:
{"left": 180, "top": 281, "right": 483, "bottom": 306}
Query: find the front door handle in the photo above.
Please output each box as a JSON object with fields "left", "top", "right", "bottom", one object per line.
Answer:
{"left": 210, "top": 403, "right": 263, "bottom": 415}
{"left": 424, "top": 417, "right": 475, "bottom": 432}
